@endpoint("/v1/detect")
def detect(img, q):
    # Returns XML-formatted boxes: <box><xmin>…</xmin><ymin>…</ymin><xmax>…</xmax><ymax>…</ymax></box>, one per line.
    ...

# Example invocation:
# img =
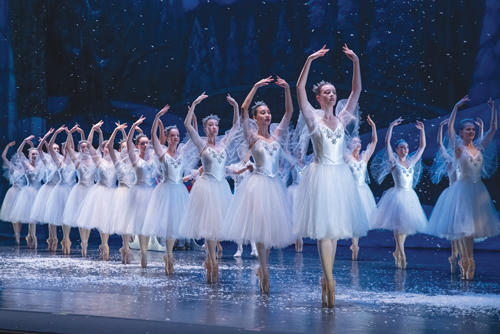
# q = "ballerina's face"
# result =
<box><xmin>395</xmin><ymin>141</ymin><xmax>409</xmax><ymax>159</ymax></box>
<box><xmin>79</xmin><ymin>142</ymin><xmax>89</xmax><ymax>153</ymax></box>
<box><xmin>254</xmin><ymin>105</ymin><xmax>272</xmax><ymax>128</ymax></box>
<box><xmin>316</xmin><ymin>84</ymin><xmax>337</xmax><ymax>107</ymax></box>
<box><xmin>350</xmin><ymin>137</ymin><xmax>362</xmax><ymax>153</ymax></box>
<box><xmin>204</xmin><ymin>119</ymin><xmax>219</xmax><ymax>137</ymax></box>
<box><xmin>53</xmin><ymin>144</ymin><xmax>60</xmax><ymax>154</ymax></box>
<box><xmin>167</xmin><ymin>128</ymin><xmax>180</xmax><ymax>147</ymax></box>
<box><xmin>459</xmin><ymin>122</ymin><xmax>475</xmax><ymax>142</ymax></box>
<box><xmin>136</xmin><ymin>137</ymin><xmax>149</xmax><ymax>154</ymax></box>
<box><xmin>29</xmin><ymin>150</ymin><xmax>38</xmax><ymax>163</ymax></box>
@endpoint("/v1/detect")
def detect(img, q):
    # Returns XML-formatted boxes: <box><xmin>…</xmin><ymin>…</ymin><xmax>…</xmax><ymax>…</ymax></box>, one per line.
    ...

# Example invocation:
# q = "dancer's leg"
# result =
<box><xmin>99</xmin><ymin>232</ymin><xmax>110</xmax><ymax>261</ymax></box>
<box><xmin>206</xmin><ymin>240</ymin><xmax>218</xmax><ymax>283</ymax></box>
<box><xmin>250</xmin><ymin>241</ymin><xmax>258</xmax><ymax>257</ymax></box>
<box><xmin>163</xmin><ymin>238</ymin><xmax>176</xmax><ymax>275</ymax></box>
<box><xmin>138</xmin><ymin>235</ymin><xmax>150</xmax><ymax>268</ymax></box>
<box><xmin>47</xmin><ymin>224</ymin><xmax>58</xmax><ymax>252</ymax></box>
<box><xmin>395</xmin><ymin>232</ymin><xmax>407</xmax><ymax>269</ymax></box>
<box><xmin>256</xmin><ymin>242</ymin><xmax>270</xmax><ymax>294</ymax></box>
<box><xmin>449</xmin><ymin>239</ymin><xmax>459</xmax><ymax>273</ymax></box>
<box><xmin>61</xmin><ymin>225</ymin><xmax>72</xmax><ymax>255</ymax></box>
<box><xmin>295</xmin><ymin>238</ymin><xmax>303</xmax><ymax>253</ymax></box>
<box><xmin>119</xmin><ymin>234</ymin><xmax>132</xmax><ymax>264</ymax></box>
<box><xmin>393</xmin><ymin>231</ymin><xmax>401</xmax><ymax>268</ymax></box>
<box><xmin>12</xmin><ymin>222</ymin><xmax>21</xmax><ymax>245</ymax></box>
<box><xmin>79</xmin><ymin>228</ymin><xmax>90</xmax><ymax>257</ymax></box>
<box><xmin>234</xmin><ymin>242</ymin><xmax>243</xmax><ymax>257</ymax></box>
<box><xmin>464</xmin><ymin>236</ymin><xmax>475</xmax><ymax>280</ymax></box>
<box><xmin>26</xmin><ymin>223</ymin><xmax>37</xmax><ymax>249</ymax></box>
<box><xmin>318</xmin><ymin>238</ymin><xmax>337</xmax><ymax>308</ymax></box>
<box><xmin>350</xmin><ymin>237</ymin><xmax>359</xmax><ymax>261</ymax></box>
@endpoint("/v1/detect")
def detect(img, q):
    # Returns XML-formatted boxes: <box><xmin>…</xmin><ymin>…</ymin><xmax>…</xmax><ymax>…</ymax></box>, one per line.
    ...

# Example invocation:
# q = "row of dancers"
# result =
<box><xmin>1</xmin><ymin>44</ymin><xmax>499</xmax><ymax>308</ymax></box>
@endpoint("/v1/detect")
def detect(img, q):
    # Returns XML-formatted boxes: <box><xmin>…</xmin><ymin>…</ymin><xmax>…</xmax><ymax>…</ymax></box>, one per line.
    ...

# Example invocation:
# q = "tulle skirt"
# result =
<box><xmin>224</xmin><ymin>174</ymin><xmax>294</xmax><ymax>248</ymax></box>
<box><xmin>357</xmin><ymin>183</ymin><xmax>377</xmax><ymax>230</ymax></box>
<box><xmin>0</xmin><ymin>185</ymin><xmax>21</xmax><ymax>222</ymax></box>
<box><xmin>427</xmin><ymin>180</ymin><xmax>500</xmax><ymax>240</ymax></box>
<box><xmin>10</xmin><ymin>186</ymin><xmax>39</xmax><ymax>224</ymax></box>
<box><xmin>76</xmin><ymin>185</ymin><xmax>116</xmax><ymax>233</ymax></box>
<box><xmin>179</xmin><ymin>175</ymin><xmax>232</xmax><ymax>240</ymax></box>
<box><xmin>44</xmin><ymin>184</ymin><xmax>73</xmax><ymax>226</ymax></box>
<box><xmin>122</xmin><ymin>184</ymin><xmax>154</xmax><ymax>235</ymax></box>
<box><xmin>293</xmin><ymin>162</ymin><xmax>369</xmax><ymax>240</ymax></box>
<box><xmin>371</xmin><ymin>187</ymin><xmax>427</xmax><ymax>235</ymax></box>
<box><xmin>30</xmin><ymin>184</ymin><xmax>57</xmax><ymax>223</ymax></box>
<box><xmin>109</xmin><ymin>185</ymin><xmax>132</xmax><ymax>235</ymax></box>
<box><xmin>62</xmin><ymin>184</ymin><xmax>92</xmax><ymax>227</ymax></box>
<box><xmin>141</xmin><ymin>181</ymin><xmax>189</xmax><ymax>238</ymax></box>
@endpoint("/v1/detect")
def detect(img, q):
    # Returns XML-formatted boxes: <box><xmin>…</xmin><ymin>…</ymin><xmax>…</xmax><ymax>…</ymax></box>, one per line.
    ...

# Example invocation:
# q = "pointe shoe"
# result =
<box><xmin>250</xmin><ymin>248</ymin><xmax>258</xmax><ymax>257</ymax></box>
<box><xmin>400</xmin><ymin>254</ymin><xmax>407</xmax><ymax>269</ymax></box>
<box><xmin>393</xmin><ymin>251</ymin><xmax>401</xmax><ymax>269</ymax></box>
<box><xmin>465</xmin><ymin>258</ymin><xmax>475</xmax><ymax>281</ymax></box>
<box><xmin>61</xmin><ymin>239</ymin><xmax>71</xmax><ymax>255</ymax></box>
<box><xmin>26</xmin><ymin>234</ymin><xmax>37</xmax><ymax>249</ymax></box>
<box><xmin>99</xmin><ymin>244</ymin><xmax>110</xmax><ymax>261</ymax></box>
<box><xmin>326</xmin><ymin>278</ymin><xmax>336</xmax><ymax>308</ymax></box>
<box><xmin>81</xmin><ymin>242</ymin><xmax>88</xmax><ymax>257</ymax></box>
<box><xmin>15</xmin><ymin>233</ymin><xmax>21</xmax><ymax>245</ymax></box>
<box><xmin>119</xmin><ymin>247</ymin><xmax>128</xmax><ymax>264</ymax></box>
<box><xmin>320</xmin><ymin>277</ymin><xmax>328</xmax><ymax>307</ymax></box>
<box><xmin>163</xmin><ymin>255</ymin><xmax>174</xmax><ymax>275</ymax></box>
<box><xmin>140</xmin><ymin>250</ymin><xmax>148</xmax><ymax>268</ymax></box>
<box><xmin>350</xmin><ymin>244</ymin><xmax>360</xmax><ymax>261</ymax></box>
<box><xmin>258</xmin><ymin>268</ymin><xmax>269</xmax><ymax>294</ymax></box>
<box><xmin>233</xmin><ymin>249</ymin><xmax>242</xmax><ymax>258</ymax></box>
<box><xmin>448</xmin><ymin>256</ymin><xmax>457</xmax><ymax>274</ymax></box>
<box><xmin>204</xmin><ymin>261</ymin><xmax>212</xmax><ymax>283</ymax></box>
<box><xmin>47</xmin><ymin>238</ymin><xmax>57</xmax><ymax>252</ymax></box>
<box><xmin>458</xmin><ymin>258</ymin><xmax>468</xmax><ymax>279</ymax></box>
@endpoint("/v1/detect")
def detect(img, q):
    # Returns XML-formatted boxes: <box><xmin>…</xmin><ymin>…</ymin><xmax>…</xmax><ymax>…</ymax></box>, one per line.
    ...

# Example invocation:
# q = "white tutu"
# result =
<box><xmin>122</xmin><ymin>184</ymin><xmax>153</xmax><ymax>235</ymax></box>
<box><xmin>0</xmin><ymin>186</ymin><xmax>22</xmax><ymax>222</ymax></box>
<box><xmin>30</xmin><ymin>184</ymin><xmax>56</xmax><ymax>223</ymax></box>
<box><xmin>293</xmin><ymin>162</ymin><xmax>369</xmax><ymax>239</ymax></box>
<box><xmin>10</xmin><ymin>186</ymin><xmax>39</xmax><ymax>224</ymax></box>
<box><xmin>44</xmin><ymin>184</ymin><xmax>73</xmax><ymax>226</ymax></box>
<box><xmin>76</xmin><ymin>184</ymin><xmax>116</xmax><ymax>233</ymax></box>
<box><xmin>224</xmin><ymin>174</ymin><xmax>294</xmax><ymax>248</ymax></box>
<box><xmin>287</xmin><ymin>184</ymin><xmax>298</xmax><ymax>214</ymax></box>
<box><xmin>141</xmin><ymin>181</ymin><xmax>189</xmax><ymax>238</ymax></box>
<box><xmin>357</xmin><ymin>183</ymin><xmax>377</xmax><ymax>230</ymax></box>
<box><xmin>109</xmin><ymin>186</ymin><xmax>132</xmax><ymax>235</ymax></box>
<box><xmin>62</xmin><ymin>184</ymin><xmax>92</xmax><ymax>227</ymax></box>
<box><xmin>428</xmin><ymin>180</ymin><xmax>500</xmax><ymax>240</ymax></box>
<box><xmin>179</xmin><ymin>175</ymin><xmax>232</xmax><ymax>240</ymax></box>
<box><xmin>371</xmin><ymin>187</ymin><xmax>427</xmax><ymax>235</ymax></box>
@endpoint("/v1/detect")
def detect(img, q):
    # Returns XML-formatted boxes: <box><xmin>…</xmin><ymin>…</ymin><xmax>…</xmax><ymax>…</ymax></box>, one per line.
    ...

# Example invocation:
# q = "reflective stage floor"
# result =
<box><xmin>0</xmin><ymin>240</ymin><xmax>499</xmax><ymax>333</ymax></box>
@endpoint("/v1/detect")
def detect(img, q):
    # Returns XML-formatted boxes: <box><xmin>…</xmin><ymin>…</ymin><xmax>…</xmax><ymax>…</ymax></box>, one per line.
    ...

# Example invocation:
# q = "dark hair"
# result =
<box><xmin>165</xmin><ymin>125</ymin><xmax>179</xmax><ymax>136</ymax></box>
<box><xmin>134</xmin><ymin>134</ymin><xmax>148</xmax><ymax>145</ymax></box>
<box><xmin>312</xmin><ymin>80</ymin><xmax>334</xmax><ymax>95</ymax></box>
<box><xmin>250</xmin><ymin>101</ymin><xmax>268</xmax><ymax>118</ymax></box>
<box><xmin>394</xmin><ymin>139</ymin><xmax>408</xmax><ymax>149</ymax></box>
<box><xmin>459</xmin><ymin>118</ymin><xmax>475</xmax><ymax>131</ymax></box>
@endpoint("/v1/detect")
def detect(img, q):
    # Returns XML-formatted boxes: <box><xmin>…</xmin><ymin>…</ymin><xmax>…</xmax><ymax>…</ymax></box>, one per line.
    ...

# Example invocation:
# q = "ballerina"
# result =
<box><xmin>346</xmin><ymin>115</ymin><xmax>378</xmax><ymax>261</ymax></box>
<box><xmin>224</xmin><ymin>76</ymin><xmax>295</xmax><ymax>294</ymax></box>
<box><xmin>179</xmin><ymin>92</ymin><xmax>240</xmax><ymax>283</ymax></box>
<box><xmin>61</xmin><ymin>124</ymin><xmax>96</xmax><ymax>256</ymax></box>
<box><xmin>442</xmin><ymin>96</ymin><xmax>499</xmax><ymax>280</ymax></box>
<box><xmin>371</xmin><ymin>117</ymin><xmax>427</xmax><ymax>269</ymax></box>
<box><xmin>141</xmin><ymin>105</ymin><xmax>190</xmax><ymax>273</ymax></box>
<box><xmin>0</xmin><ymin>141</ymin><xmax>25</xmax><ymax>245</ymax></box>
<box><xmin>294</xmin><ymin>44</ymin><xmax>368</xmax><ymax>307</ymax></box>
<box><xmin>10</xmin><ymin>135</ymin><xmax>43</xmax><ymax>249</ymax></box>
<box><xmin>44</xmin><ymin>126</ymin><xmax>77</xmax><ymax>254</ymax></box>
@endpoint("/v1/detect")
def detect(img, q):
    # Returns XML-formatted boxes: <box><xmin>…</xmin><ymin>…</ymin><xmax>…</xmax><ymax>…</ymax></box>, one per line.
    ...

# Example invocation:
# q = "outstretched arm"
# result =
<box><xmin>184</xmin><ymin>92</ymin><xmax>208</xmax><ymax>152</ymax></box>
<box><xmin>152</xmin><ymin>105</ymin><xmax>170</xmax><ymax>159</ymax></box>
<box><xmin>410</xmin><ymin>121</ymin><xmax>426</xmax><ymax>164</ymax></box>
<box><xmin>274</xmin><ymin>76</ymin><xmax>293</xmax><ymax>136</ymax></box>
<box><xmin>448</xmin><ymin>95</ymin><xmax>470</xmax><ymax>150</ymax></box>
<box><xmin>362</xmin><ymin>115</ymin><xmax>378</xmax><ymax>162</ymax></box>
<box><xmin>480</xmin><ymin>98</ymin><xmax>498</xmax><ymax>148</ymax></box>
<box><xmin>241</xmin><ymin>77</ymin><xmax>273</xmax><ymax>145</ymax></box>
<box><xmin>127</xmin><ymin>116</ymin><xmax>145</xmax><ymax>166</ymax></box>
<box><xmin>2</xmin><ymin>141</ymin><xmax>16</xmax><ymax>167</ymax></box>
<box><xmin>296</xmin><ymin>46</ymin><xmax>329</xmax><ymax>131</ymax></box>
<box><xmin>386</xmin><ymin>117</ymin><xmax>402</xmax><ymax>164</ymax></box>
<box><xmin>338</xmin><ymin>44</ymin><xmax>361</xmax><ymax>125</ymax></box>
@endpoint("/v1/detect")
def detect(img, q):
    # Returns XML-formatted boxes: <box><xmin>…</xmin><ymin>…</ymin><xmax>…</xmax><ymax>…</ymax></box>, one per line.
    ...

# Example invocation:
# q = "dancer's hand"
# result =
<box><xmin>308</xmin><ymin>45</ymin><xmax>329</xmax><ymax>61</ymax></box>
<box><xmin>415</xmin><ymin>120</ymin><xmax>425</xmax><ymax>131</ymax></box>
<box><xmin>254</xmin><ymin>76</ymin><xmax>273</xmax><ymax>88</ymax></box>
<box><xmin>116</xmin><ymin>123</ymin><xmax>127</xmax><ymax>130</ymax></box>
<box><xmin>474</xmin><ymin>117</ymin><xmax>483</xmax><ymax>128</ymax></box>
<box><xmin>226</xmin><ymin>94</ymin><xmax>238</xmax><ymax>107</ymax></box>
<box><xmin>43</xmin><ymin>128</ymin><xmax>55</xmax><ymax>139</ymax></box>
<box><xmin>92</xmin><ymin>120</ymin><xmax>104</xmax><ymax>130</ymax></box>
<box><xmin>70</xmin><ymin>123</ymin><xmax>80</xmax><ymax>132</ymax></box>
<box><xmin>157</xmin><ymin>104</ymin><xmax>170</xmax><ymax>118</ymax></box>
<box><xmin>274</xmin><ymin>76</ymin><xmax>289</xmax><ymax>89</ymax></box>
<box><xmin>488</xmin><ymin>97</ymin><xmax>494</xmax><ymax>109</ymax></box>
<box><xmin>390</xmin><ymin>117</ymin><xmax>403</xmax><ymax>127</ymax></box>
<box><xmin>367</xmin><ymin>114</ymin><xmax>375</xmax><ymax>127</ymax></box>
<box><xmin>193</xmin><ymin>92</ymin><xmax>208</xmax><ymax>106</ymax></box>
<box><xmin>455</xmin><ymin>95</ymin><xmax>470</xmax><ymax>108</ymax></box>
<box><xmin>133</xmin><ymin>115</ymin><xmax>146</xmax><ymax>127</ymax></box>
<box><xmin>342</xmin><ymin>43</ymin><xmax>358</xmax><ymax>62</ymax></box>
<box><xmin>24</xmin><ymin>135</ymin><xmax>35</xmax><ymax>142</ymax></box>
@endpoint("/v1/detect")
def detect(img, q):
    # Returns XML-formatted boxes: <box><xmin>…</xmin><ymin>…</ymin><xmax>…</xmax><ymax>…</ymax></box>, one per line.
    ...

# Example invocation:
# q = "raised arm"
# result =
<box><xmin>192</xmin><ymin>112</ymin><xmax>198</xmax><ymax>132</ymax></box>
<box><xmin>115</xmin><ymin>121</ymin><xmax>128</xmax><ymax>142</ymax></box>
<box><xmin>83</xmin><ymin>140</ymin><xmax>101</xmax><ymax>165</ymax></box>
<box><xmin>274</xmin><ymin>76</ymin><xmax>293</xmax><ymax>134</ymax></box>
<box><xmin>2</xmin><ymin>141</ymin><xmax>16</xmax><ymax>167</ymax></box>
<box><xmin>152</xmin><ymin>105</ymin><xmax>170</xmax><ymax>159</ymax></box>
<box><xmin>72</xmin><ymin>123</ymin><xmax>86</xmax><ymax>142</ymax></box>
<box><xmin>184</xmin><ymin>92</ymin><xmax>208</xmax><ymax>152</ymax></box>
<box><xmin>386</xmin><ymin>117</ymin><xmax>402</xmax><ymax>164</ymax></box>
<box><xmin>437</xmin><ymin>119</ymin><xmax>453</xmax><ymax>163</ymax></box>
<box><xmin>158</xmin><ymin>119</ymin><xmax>166</xmax><ymax>145</ymax></box>
<box><xmin>241</xmin><ymin>77</ymin><xmax>273</xmax><ymax>145</ymax></box>
<box><xmin>475</xmin><ymin>117</ymin><xmax>484</xmax><ymax>139</ymax></box>
<box><xmin>127</xmin><ymin>116</ymin><xmax>145</xmax><ymax>165</ymax></box>
<box><xmin>107</xmin><ymin>124</ymin><xmax>127</xmax><ymax>164</ymax></box>
<box><xmin>337</xmin><ymin>44</ymin><xmax>361</xmax><ymax>125</ymax></box>
<box><xmin>480</xmin><ymin>98</ymin><xmax>498</xmax><ymax>148</ymax></box>
<box><xmin>448</xmin><ymin>95</ymin><xmax>470</xmax><ymax>150</ymax></box>
<box><xmin>410</xmin><ymin>121</ymin><xmax>426</xmax><ymax>164</ymax></box>
<box><xmin>17</xmin><ymin>135</ymin><xmax>35</xmax><ymax>168</ymax></box>
<box><xmin>65</xmin><ymin>125</ymin><xmax>79</xmax><ymax>164</ymax></box>
<box><xmin>362</xmin><ymin>115</ymin><xmax>378</xmax><ymax>162</ymax></box>
<box><xmin>87</xmin><ymin>120</ymin><xmax>103</xmax><ymax>148</ymax></box>
<box><xmin>48</xmin><ymin>126</ymin><xmax>66</xmax><ymax>167</ymax></box>
<box><xmin>296</xmin><ymin>46</ymin><xmax>329</xmax><ymax>131</ymax></box>
<box><xmin>37</xmin><ymin>129</ymin><xmax>54</xmax><ymax>165</ymax></box>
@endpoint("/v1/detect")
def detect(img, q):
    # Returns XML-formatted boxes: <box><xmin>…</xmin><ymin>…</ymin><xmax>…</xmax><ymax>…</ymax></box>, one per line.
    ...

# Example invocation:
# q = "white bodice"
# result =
<box><xmin>201</xmin><ymin>146</ymin><xmax>227</xmax><ymax>181</ymax></box>
<box><xmin>97</xmin><ymin>160</ymin><xmax>116</xmax><ymax>187</ymax></box>
<box><xmin>391</xmin><ymin>161</ymin><xmax>414</xmax><ymax>190</ymax></box>
<box><xmin>25</xmin><ymin>168</ymin><xmax>42</xmax><ymax>189</ymax></box>
<box><xmin>115</xmin><ymin>161</ymin><xmax>135</xmax><ymax>187</ymax></box>
<box><xmin>348</xmin><ymin>158</ymin><xmax>368</xmax><ymax>186</ymax></box>
<box><xmin>76</xmin><ymin>162</ymin><xmax>95</xmax><ymax>187</ymax></box>
<box><xmin>9</xmin><ymin>168</ymin><xmax>27</xmax><ymax>187</ymax></box>
<box><xmin>457</xmin><ymin>149</ymin><xmax>482</xmax><ymax>183</ymax></box>
<box><xmin>58</xmin><ymin>163</ymin><xmax>76</xmax><ymax>186</ymax></box>
<box><xmin>162</xmin><ymin>154</ymin><xmax>183</xmax><ymax>184</ymax></box>
<box><xmin>134</xmin><ymin>158</ymin><xmax>155</xmax><ymax>186</ymax></box>
<box><xmin>251</xmin><ymin>139</ymin><xmax>281</xmax><ymax>178</ymax></box>
<box><xmin>311</xmin><ymin>121</ymin><xmax>345</xmax><ymax>165</ymax></box>
<box><xmin>45</xmin><ymin>165</ymin><xmax>60</xmax><ymax>186</ymax></box>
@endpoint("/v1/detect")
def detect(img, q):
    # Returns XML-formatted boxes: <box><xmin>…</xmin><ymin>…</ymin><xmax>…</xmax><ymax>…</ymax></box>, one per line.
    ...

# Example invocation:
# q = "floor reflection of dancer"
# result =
<box><xmin>30</xmin><ymin>130</ymin><xmax>61</xmax><ymax>251</ymax></box>
<box><xmin>294</xmin><ymin>44</ymin><xmax>368</xmax><ymax>308</ymax></box>
<box><xmin>0</xmin><ymin>141</ymin><xmax>25</xmax><ymax>245</ymax></box>
<box><xmin>346</xmin><ymin>115</ymin><xmax>377</xmax><ymax>261</ymax></box>
<box><xmin>179</xmin><ymin>92</ymin><xmax>239</xmax><ymax>283</ymax></box>
<box><xmin>9</xmin><ymin>136</ymin><xmax>42</xmax><ymax>249</ymax></box>
<box><xmin>107</xmin><ymin>123</ymin><xmax>135</xmax><ymax>264</ymax></box>
<box><xmin>225</xmin><ymin>76</ymin><xmax>295</xmax><ymax>294</ymax></box>
<box><xmin>371</xmin><ymin>117</ymin><xmax>427</xmax><ymax>269</ymax></box>
<box><xmin>62</xmin><ymin>124</ymin><xmax>95</xmax><ymax>257</ymax></box>
<box><xmin>141</xmin><ymin>105</ymin><xmax>189</xmax><ymax>274</ymax></box>
<box><xmin>44</xmin><ymin>126</ymin><xmax>77</xmax><ymax>254</ymax></box>
<box><xmin>443</xmin><ymin>96</ymin><xmax>499</xmax><ymax>280</ymax></box>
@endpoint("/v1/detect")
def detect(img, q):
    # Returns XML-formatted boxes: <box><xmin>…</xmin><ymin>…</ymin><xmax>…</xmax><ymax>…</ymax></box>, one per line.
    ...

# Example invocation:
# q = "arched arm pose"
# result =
<box><xmin>183</xmin><ymin>93</ymin><xmax>209</xmax><ymax>152</ymax></box>
<box><xmin>2</xmin><ymin>141</ymin><xmax>16</xmax><ymax>168</ymax></box>
<box><xmin>48</xmin><ymin>126</ymin><xmax>69</xmax><ymax>168</ymax></box>
<box><xmin>437</xmin><ymin>119</ymin><xmax>453</xmax><ymax>163</ymax></box>
<box><xmin>448</xmin><ymin>95</ymin><xmax>471</xmax><ymax>152</ymax></box>
<box><xmin>358</xmin><ymin>115</ymin><xmax>377</xmax><ymax>163</ymax></box>
<box><xmin>126</xmin><ymin>116</ymin><xmax>146</xmax><ymax>166</ymax></box>
<box><xmin>107</xmin><ymin>123</ymin><xmax>128</xmax><ymax>164</ymax></box>
<box><xmin>152</xmin><ymin>105</ymin><xmax>170</xmax><ymax>159</ymax></box>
